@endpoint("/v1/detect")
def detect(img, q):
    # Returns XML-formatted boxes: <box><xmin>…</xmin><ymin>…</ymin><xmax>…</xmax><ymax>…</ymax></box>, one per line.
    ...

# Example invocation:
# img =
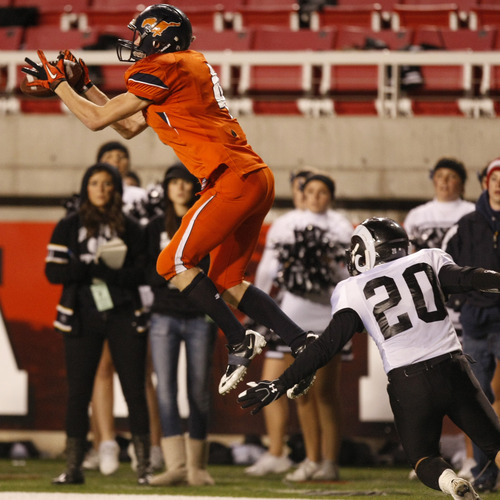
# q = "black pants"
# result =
<box><xmin>63</xmin><ymin>304</ymin><xmax>149</xmax><ymax>439</ymax></box>
<box><xmin>387</xmin><ymin>352</ymin><xmax>500</xmax><ymax>468</ymax></box>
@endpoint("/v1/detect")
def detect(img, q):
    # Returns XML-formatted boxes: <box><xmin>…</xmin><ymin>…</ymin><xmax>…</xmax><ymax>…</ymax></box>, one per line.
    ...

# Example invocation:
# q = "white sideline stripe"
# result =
<box><xmin>0</xmin><ymin>495</ymin><xmax>302</xmax><ymax>500</ymax></box>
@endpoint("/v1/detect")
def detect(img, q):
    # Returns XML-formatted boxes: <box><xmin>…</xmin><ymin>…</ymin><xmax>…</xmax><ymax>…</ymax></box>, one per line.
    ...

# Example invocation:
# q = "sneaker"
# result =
<box><xmin>450</xmin><ymin>478</ymin><xmax>481</xmax><ymax>500</ymax></box>
<box><xmin>458</xmin><ymin>458</ymin><xmax>476</xmax><ymax>481</ymax></box>
<box><xmin>219</xmin><ymin>330</ymin><xmax>266</xmax><ymax>395</ymax></box>
<box><xmin>245</xmin><ymin>452</ymin><xmax>292</xmax><ymax>476</ymax></box>
<box><xmin>150</xmin><ymin>445</ymin><xmax>164</xmax><ymax>471</ymax></box>
<box><xmin>127</xmin><ymin>442</ymin><xmax>137</xmax><ymax>472</ymax></box>
<box><xmin>287</xmin><ymin>332</ymin><xmax>318</xmax><ymax>399</ymax></box>
<box><xmin>82</xmin><ymin>447</ymin><xmax>99</xmax><ymax>470</ymax></box>
<box><xmin>99</xmin><ymin>440</ymin><xmax>120</xmax><ymax>476</ymax></box>
<box><xmin>285</xmin><ymin>458</ymin><xmax>321</xmax><ymax>482</ymax></box>
<box><xmin>312</xmin><ymin>460</ymin><xmax>339</xmax><ymax>481</ymax></box>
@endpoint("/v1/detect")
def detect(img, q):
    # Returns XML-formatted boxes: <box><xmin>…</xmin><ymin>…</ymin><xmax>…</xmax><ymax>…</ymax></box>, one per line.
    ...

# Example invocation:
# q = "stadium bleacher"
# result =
<box><xmin>1</xmin><ymin>0</ymin><xmax>500</xmax><ymax>117</ymax></box>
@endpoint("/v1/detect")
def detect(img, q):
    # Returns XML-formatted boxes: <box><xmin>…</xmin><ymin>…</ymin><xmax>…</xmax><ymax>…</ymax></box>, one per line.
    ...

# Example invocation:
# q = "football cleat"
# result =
<box><xmin>287</xmin><ymin>332</ymin><xmax>318</xmax><ymax>399</ymax></box>
<box><xmin>219</xmin><ymin>330</ymin><xmax>266</xmax><ymax>395</ymax></box>
<box><xmin>450</xmin><ymin>478</ymin><xmax>481</xmax><ymax>500</ymax></box>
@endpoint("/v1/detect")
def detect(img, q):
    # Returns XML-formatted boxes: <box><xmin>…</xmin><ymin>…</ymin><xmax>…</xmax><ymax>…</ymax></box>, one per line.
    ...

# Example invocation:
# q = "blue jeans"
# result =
<box><xmin>149</xmin><ymin>313</ymin><xmax>216</xmax><ymax>440</ymax></box>
<box><xmin>461</xmin><ymin>304</ymin><xmax>500</xmax><ymax>483</ymax></box>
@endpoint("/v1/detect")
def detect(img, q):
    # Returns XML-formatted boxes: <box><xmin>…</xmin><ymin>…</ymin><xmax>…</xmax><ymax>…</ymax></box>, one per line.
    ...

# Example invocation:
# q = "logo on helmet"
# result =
<box><xmin>141</xmin><ymin>18</ymin><xmax>181</xmax><ymax>37</ymax></box>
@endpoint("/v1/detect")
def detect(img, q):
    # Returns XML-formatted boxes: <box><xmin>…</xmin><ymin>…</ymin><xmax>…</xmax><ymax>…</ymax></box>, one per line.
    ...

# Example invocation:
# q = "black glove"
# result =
<box><xmin>237</xmin><ymin>379</ymin><xmax>286</xmax><ymax>415</ymax></box>
<box><xmin>90</xmin><ymin>258</ymin><xmax>118</xmax><ymax>284</ymax></box>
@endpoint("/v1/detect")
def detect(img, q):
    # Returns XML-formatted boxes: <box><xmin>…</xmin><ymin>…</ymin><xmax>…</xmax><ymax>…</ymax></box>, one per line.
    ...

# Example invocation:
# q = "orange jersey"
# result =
<box><xmin>124</xmin><ymin>50</ymin><xmax>266</xmax><ymax>181</ymax></box>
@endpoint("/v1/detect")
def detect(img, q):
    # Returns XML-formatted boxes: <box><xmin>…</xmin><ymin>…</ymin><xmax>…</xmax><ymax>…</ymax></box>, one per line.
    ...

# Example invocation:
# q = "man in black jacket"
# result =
<box><xmin>445</xmin><ymin>158</ymin><xmax>500</xmax><ymax>493</ymax></box>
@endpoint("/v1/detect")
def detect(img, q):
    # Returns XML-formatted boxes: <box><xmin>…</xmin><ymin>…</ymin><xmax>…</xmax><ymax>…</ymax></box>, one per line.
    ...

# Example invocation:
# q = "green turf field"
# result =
<box><xmin>1</xmin><ymin>459</ymin><xmax>500</xmax><ymax>498</ymax></box>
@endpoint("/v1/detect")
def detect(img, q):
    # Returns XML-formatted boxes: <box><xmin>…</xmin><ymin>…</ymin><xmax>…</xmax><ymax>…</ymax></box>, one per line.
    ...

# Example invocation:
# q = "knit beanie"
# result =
<box><xmin>96</xmin><ymin>141</ymin><xmax>129</xmax><ymax>162</ymax></box>
<box><xmin>485</xmin><ymin>158</ymin><xmax>500</xmax><ymax>188</ymax></box>
<box><xmin>430</xmin><ymin>158</ymin><xmax>467</xmax><ymax>184</ymax></box>
<box><xmin>301</xmin><ymin>173</ymin><xmax>335</xmax><ymax>199</ymax></box>
<box><xmin>163</xmin><ymin>162</ymin><xmax>201</xmax><ymax>192</ymax></box>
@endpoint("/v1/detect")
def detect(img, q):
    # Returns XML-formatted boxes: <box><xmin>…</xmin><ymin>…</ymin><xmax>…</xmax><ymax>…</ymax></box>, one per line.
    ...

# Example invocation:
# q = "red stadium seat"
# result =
<box><xmin>239</xmin><ymin>27</ymin><xmax>336</xmax><ymax>115</ymax></box>
<box><xmin>233</xmin><ymin>4</ymin><xmax>301</xmax><ymax>31</ymax></box>
<box><xmin>0</xmin><ymin>26</ymin><xmax>23</xmax><ymax>50</ymax></box>
<box><xmin>13</xmin><ymin>0</ymin><xmax>90</xmax><ymax>28</ymax></box>
<box><xmin>22</xmin><ymin>25</ymin><xmax>97</xmax><ymax>49</ymax></box>
<box><xmin>469</xmin><ymin>5</ymin><xmax>500</xmax><ymax>29</ymax></box>
<box><xmin>251</xmin><ymin>26</ymin><xmax>336</xmax><ymax>51</ymax></box>
<box><xmin>191</xmin><ymin>28</ymin><xmax>253</xmax><ymax>51</ymax></box>
<box><xmin>311</xmin><ymin>4</ymin><xmax>383</xmax><ymax>32</ymax></box>
<box><xmin>391</xmin><ymin>3</ymin><xmax>460</xmax><ymax>30</ymax></box>
<box><xmin>191</xmin><ymin>28</ymin><xmax>254</xmax><ymax>94</ymax></box>
<box><xmin>335</xmin><ymin>25</ymin><xmax>412</xmax><ymax>50</ymax></box>
<box><xmin>412</xmin><ymin>26</ymin><xmax>446</xmax><ymax>47</ymax></box>
<box><xmin>441</xmin><ymin>26</ymin><xmax>496</xmax><ymax>50</ymax></box>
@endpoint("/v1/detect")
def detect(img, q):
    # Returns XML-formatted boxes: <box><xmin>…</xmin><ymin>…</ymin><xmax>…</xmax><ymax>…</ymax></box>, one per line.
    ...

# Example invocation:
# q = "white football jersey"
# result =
<box><xmin>331</xmin><ymin>248</ymin><xmax>461</xmax><ymax>373</ymax></box>
<box><xmin>404</xmin><ymin>198</ymin><xmax>474</xmax><ymax>250</ymax></box>
<box><xmin>255</xmin><ymin>208</ymin><xmax>353</xmax><ymax>332</ymax></box>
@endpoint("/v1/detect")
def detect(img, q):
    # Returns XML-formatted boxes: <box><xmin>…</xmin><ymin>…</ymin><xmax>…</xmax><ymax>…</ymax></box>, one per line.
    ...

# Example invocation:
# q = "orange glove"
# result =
<box><xmin>60</xmin><ymin>49</ymin><xmax>94</xmax><ymax>93</ymax></box>
<box><xmin>22</xmin><ymin>50</ymin><xmax>66</xmax><ymax>92</ymax></box>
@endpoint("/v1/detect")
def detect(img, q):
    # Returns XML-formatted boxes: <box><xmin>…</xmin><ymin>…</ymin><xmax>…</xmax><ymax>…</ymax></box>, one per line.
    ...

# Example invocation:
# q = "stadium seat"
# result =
<box><xmin>238</xmin><ymin>27</ymin><xmax>336</xmax><ymax>115</ymax></box>
<box><xmin>441</xmin><ymin>26</ymin><xmax>496</xmax><ymax>50</ymax></box>
<box><xmin>191</xmin><ymin>27</ymin><xmax>253</xmax><ymax>51</ymax></box>
<box><xmin>322</xmin><ymin>26</ymin><xmax>412</xmax><ymax>115</ymax></box>
<box><xmin>0</xmin><ymin>25</ymin><xmax>23</xmax><ymax>49</ymax></box>
<box><xmin>479</xmin><ymin>32</ymin><xmax>500</xmax><ymax>115</ymax></box>
<box><xmin>335</xmin><ymin>25</ymin><xmax>412</xmax><ymax>50</ymax></box>
<box><xmin>22</xmin><ymin>25</ymin><xmax>97</xmax><ymax>49</ymax></box>
<box><xmin>404</xmin><ymin>53</ymin><xmax>473</xmax><ymax>115</ymax></box>
<box><xmin>233</xmin><ymin>4</ymin><xmax>301</xmax><ymax>31</ymax></box>
<box><xmin>311</xmin><ymin>4</ymin><xmax>383</xmax><ymax>32</ymax></box>
<box><xmin>13</xmin><ymin>0</ymin><xmax>90</xmax><ymax>28</ymax></box>
<box><xmin>79</xmin><ymin>7</ymin><xmax>142</xmax><ymax>30</ymax></box>
<box><xmin>469</xmin><ymin>5</ymin><xmax>500</xmax><ymax>29</ymax></box>
<box><xmin>412</xmin><ymin>25</ymin><xmax>445</xmax><ymax>48</ymax></box>
<box><xmin>251</xmin><ymin>26</ymin><xmax>336</xmax><ymax>51</ymax></box>
<box><xmin>391</xmin><ymin>3</ymin><xmax>460</xmax><ymax>30</ymax></box>
<box><xmin>191</xmin><ymin>28</ymin><xmax>254</xmax><ymax>95</ymax></box>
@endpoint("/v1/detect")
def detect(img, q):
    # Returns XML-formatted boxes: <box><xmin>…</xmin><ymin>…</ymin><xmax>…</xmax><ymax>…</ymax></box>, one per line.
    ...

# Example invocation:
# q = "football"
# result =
<box><xmin>20</xmin><ymin>59</ymin><xmax>84</xmax><ymax>98</ymax></box>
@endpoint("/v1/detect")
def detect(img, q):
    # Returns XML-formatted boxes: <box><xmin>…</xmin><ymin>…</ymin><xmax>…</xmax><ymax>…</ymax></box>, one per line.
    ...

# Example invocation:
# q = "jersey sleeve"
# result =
<box><xmin>279</xmin><ymin>309</ymin><xmax>361</xmax><ymax>389</ymax></box>
<box><xmin>125</xmin><ymin>59</ymin><xmax>170</xmax><ymax>103</ymax></box>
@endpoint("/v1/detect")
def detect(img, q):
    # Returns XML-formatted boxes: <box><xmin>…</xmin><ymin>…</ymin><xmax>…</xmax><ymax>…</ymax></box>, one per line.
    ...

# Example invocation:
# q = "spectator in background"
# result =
<box><xmin>246</xmin><ymin>169</ymin><xmax>313</xmax><ymax>477</ymax></box>
<box><xmin>404</xmin><ymin>158</ymin><xmax>475</xmax><ymax>478</ymax></box>
<box><xmin>96</xmin><ymin>141</ymin><xmax>148</xmax><ymax>217</ymax></box>
<box><xmin>45</xmin><ymin>163</ymin><xmax>151</xmax><ymax>485</ymax></box>
<box><xmin>252</xmin><ymin>172</ymin><xmax>352</xmax><ymax>481</ymax></box>
<box><xmin>146</xmin><ymin>163</ymin><xmax>216</xmax><ymax>487</ymax></box>
<box><xmin>82</xmin><ymin>142</ymin><xmax>163</xmax><ymax>476</ymax></box>
<box><xmin>445</xmin><ymin>158</ymin><xmax>500</xmax><ymax>493</ymax></box>
<box><xmin>404</xmin><ymin>158</ymin><xmax>474</xmax><ymax>253</ymax></box>
<box><xmin>124</xmin><ymin>170</ymin><xmax>142</xmax><ymax>188</ymax></box>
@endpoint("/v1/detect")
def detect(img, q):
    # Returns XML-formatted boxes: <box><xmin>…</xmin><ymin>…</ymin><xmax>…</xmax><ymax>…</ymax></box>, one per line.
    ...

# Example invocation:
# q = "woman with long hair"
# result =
<box><xmin>45</xmin><ymin>163</ymin><xmax>151</xmax><ymax>485</ymax></box>
<box><xmin>146</xmin><ymin>163</ymin><xmax>216</xmax><ymax>486</ymax></box>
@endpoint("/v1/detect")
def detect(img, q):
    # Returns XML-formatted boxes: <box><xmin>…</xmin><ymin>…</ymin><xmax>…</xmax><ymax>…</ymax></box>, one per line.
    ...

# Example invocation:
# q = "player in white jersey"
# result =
<box><xmin>239</xmin><ymin>217</ymin><xmax>500</xmax><ymax>500</ymax></box>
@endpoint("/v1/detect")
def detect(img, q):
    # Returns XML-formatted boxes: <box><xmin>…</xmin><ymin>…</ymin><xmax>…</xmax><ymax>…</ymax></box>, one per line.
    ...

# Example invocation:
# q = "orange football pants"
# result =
<box><xmin>156</xmin><ymin>165</ymin><xmax>275</xmax><ymax>293</ymax></box>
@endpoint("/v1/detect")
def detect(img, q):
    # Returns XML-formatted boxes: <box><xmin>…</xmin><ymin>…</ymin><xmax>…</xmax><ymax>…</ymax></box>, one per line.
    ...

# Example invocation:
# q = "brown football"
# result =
<box><xmin>20</xmin><ymin>59</ymin><xmax>84</xmax><ymax>98</ymax></box>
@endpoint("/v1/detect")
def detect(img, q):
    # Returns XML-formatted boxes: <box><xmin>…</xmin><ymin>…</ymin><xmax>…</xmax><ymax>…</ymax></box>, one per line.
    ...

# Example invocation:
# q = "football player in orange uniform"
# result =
<box><xmin>23</xmin><ymin>4</ymin><xmax>310</xmax><ymax>395</ymax></box>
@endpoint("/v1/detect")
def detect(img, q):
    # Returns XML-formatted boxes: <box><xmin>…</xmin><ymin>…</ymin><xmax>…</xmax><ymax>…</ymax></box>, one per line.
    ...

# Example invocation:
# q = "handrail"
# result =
<box><xmin>2</xmin><ymin>49</ymin><xmax>500</xmax><ymax>117</ymax></box>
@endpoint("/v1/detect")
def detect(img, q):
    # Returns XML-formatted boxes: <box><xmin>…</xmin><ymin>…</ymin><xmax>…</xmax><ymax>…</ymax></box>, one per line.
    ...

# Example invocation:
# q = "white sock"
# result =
<box><xmin>438</xmin><ymin>468</ymin><xmax>459</xmax><ymax>495</ymax></box>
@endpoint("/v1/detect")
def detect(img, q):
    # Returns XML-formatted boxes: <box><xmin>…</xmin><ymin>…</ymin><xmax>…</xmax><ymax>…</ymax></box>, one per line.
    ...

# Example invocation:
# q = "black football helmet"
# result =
<box><xmin>346</xmin><ymin>217</ymin><xmax>409</xmax><ymax>276</ymax></box>
<box><xmin>117</xmin><ymin>4</ymin><xmax>192</xmax><ymax>62</ymax></box>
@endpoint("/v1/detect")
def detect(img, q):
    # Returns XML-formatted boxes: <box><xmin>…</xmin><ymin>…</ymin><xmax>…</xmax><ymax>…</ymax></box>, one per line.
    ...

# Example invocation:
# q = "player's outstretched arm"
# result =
<box><xmin>58</xmin><ymin>50</ymin><xmax>147</xmax><ymax>138</ymax></box>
